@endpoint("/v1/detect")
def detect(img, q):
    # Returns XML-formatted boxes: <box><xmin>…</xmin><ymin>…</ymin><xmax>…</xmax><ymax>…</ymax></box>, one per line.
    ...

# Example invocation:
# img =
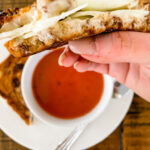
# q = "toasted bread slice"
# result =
<box><xmin>1</xmin><ymin>0</ymin><xmax>150</xmax><ymax>57</ymax></box>
<box><xmin>0</xmin><ymin>56</ymin><xmax>32</xmax><ymax>125</ymax></box>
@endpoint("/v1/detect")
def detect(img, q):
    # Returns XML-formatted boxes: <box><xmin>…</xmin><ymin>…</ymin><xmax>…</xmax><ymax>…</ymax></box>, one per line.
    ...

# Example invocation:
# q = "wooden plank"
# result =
<box><xmin>0</xmin><ymin>0</ymin><xmax>34</xmax><ymax>10</ymax></box>
<box><xmin>0</xmin><ymin>130</ymin><xmax>28</xmax><ymax>150</ymax></box>
<box><xmin>88</xmin><ymin>126</ymin><xmax>121</xmax><ymax>150</ymax></box>
<box><xmin>122</xmin><ymin>95</ymin><xmax>150</xmax><ymax>150</ymax></box>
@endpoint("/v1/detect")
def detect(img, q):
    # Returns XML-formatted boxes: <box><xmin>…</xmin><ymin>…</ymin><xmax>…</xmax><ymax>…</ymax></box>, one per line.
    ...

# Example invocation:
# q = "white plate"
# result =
<box><xmin>0</xmin><ymin>40</ymin><xmax>134</xmax><ymax>150</ymax></box>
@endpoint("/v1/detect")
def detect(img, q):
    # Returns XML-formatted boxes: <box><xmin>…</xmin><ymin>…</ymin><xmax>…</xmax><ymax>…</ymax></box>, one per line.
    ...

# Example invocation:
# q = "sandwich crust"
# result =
<box><xmin>0</xmin><ymin>56</ymin><xmax>32</xmax><ymax>125</ymax></box>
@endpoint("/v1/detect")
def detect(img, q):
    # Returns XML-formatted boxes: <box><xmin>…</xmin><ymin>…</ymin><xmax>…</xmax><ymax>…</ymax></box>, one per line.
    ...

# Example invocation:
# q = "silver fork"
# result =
<box><xmin>55</xmin><ymin>123</ymin><xmax>87</xmax><ymax>150</ymax></box>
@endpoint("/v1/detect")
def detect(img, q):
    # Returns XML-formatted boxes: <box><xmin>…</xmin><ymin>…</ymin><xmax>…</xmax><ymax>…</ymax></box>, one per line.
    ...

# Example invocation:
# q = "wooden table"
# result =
<box><xmin>1</xmin><ymin>1</ymin><xmax>150</xmax><ymax>150</ymax></box>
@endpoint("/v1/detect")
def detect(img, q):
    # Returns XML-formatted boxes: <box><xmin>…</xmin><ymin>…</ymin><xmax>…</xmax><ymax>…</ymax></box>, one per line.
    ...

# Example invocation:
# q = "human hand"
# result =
<box><xmin>59</xmin><ymin>31</ymin><xmax>150</xmax><ymax>101</ymax></box>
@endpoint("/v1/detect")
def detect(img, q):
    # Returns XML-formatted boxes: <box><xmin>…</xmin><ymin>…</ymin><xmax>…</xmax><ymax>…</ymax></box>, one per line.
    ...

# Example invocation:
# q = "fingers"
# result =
<box><xmin>69</xmin><ymin>31</ymin><xmax>150</xmax><ymax>64</ymax></box>
<box><xmin>74</xmin><ymin>59</ymin><xmax>130</xmax><ymax>84</ymax></box>
<box><xmin>59</xmin><ymin>47</ymin><xmax>150</xmax><ymax>101</ymax></box>
<box><xmin>71</xmin><ymin>59</ymin><xmax>150</xmax><ymax>101</ymax></box>
<box><xmin>68</xmin><ymin>59</ymin><xmax>141</xmax><ymax>99</ymax></box>
<box><xmin>59</xmin><ymin>49</ymin><xmax>150</xmax><ymax>101</ymax></box>
<box><xmin>59</xmin><ymin>47</ymin><xmax>128</xmax><ymax>82</ymax></box>
<box><xmin>74</xmin><ymin>59</ymin><xmax>109</xmax><ymax>74</ymax></box>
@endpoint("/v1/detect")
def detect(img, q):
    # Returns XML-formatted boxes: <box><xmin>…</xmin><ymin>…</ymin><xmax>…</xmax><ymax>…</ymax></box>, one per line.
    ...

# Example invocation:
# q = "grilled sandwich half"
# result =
<box><xmin>0</xmin><ymin>0</ymin><xmax>150</xmax><ymax>57</ymax></box>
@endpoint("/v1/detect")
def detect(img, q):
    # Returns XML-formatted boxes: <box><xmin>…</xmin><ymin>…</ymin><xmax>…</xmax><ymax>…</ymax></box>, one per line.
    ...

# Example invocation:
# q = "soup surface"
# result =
<box><xmin>32</xmin><ymin>49</ymin><xmax>104</xmax><ymax>119</ymax></box>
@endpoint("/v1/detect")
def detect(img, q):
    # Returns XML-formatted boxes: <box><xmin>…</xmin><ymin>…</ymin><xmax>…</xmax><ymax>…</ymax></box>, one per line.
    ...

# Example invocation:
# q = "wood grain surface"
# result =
<box><xmin>0</xmin><ymin>0</ymin><xmax>33</xmax><ymax>10</ymax></box>
<box><xmin>0</xmin><ymin>0</ymin><xmax>150</xmax><ymax>150</ymax></box>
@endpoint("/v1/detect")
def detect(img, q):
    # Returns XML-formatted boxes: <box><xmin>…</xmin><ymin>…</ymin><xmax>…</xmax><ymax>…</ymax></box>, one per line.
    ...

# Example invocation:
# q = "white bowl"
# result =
<box><xmin>21</xmin><ymin>50</ymin><xmax>114</xmax><ymax>127</ymax></box>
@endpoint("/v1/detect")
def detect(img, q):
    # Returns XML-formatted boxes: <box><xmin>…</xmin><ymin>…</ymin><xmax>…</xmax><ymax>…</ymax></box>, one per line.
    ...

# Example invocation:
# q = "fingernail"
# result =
<box><xmin>74</xmin><ymin>61</ymin><xmax>85</xmax><ymax>72</ymax></box>
<box><xmin>58</xmin><ymin>53</ymin><xmax>66</xmax><ymax>66</ymax></box>
<box><xmin>58</xmin><ymin>46</ymin><xmax>69</xmax><ymax>66</ymax></box>
<box><xmin>73</xmin><ymin>61</ymin><xmax>80</xmax><ymax>69</ymax></box>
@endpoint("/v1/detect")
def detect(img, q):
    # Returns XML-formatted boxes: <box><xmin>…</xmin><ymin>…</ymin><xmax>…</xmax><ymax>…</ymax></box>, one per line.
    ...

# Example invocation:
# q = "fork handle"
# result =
<box><xmin>55</xmin><ymin>123</ymin><xmax>87</xmax><ymax>150</ymax></box>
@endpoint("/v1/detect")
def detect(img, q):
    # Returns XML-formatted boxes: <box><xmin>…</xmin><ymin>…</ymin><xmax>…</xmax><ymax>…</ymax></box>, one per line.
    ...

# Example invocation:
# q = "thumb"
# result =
<box><xmin>69</xmin><ymin>31</ymin><xmax>150</xmax><ymax>64</ymax></box>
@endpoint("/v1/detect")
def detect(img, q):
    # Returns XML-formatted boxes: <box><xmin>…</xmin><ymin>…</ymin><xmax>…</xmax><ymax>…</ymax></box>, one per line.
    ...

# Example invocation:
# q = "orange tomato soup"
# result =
<box><xmin>32</xmin><ymin>49</ymin><xmax>104</xmax><ymax>119</ymax></box>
